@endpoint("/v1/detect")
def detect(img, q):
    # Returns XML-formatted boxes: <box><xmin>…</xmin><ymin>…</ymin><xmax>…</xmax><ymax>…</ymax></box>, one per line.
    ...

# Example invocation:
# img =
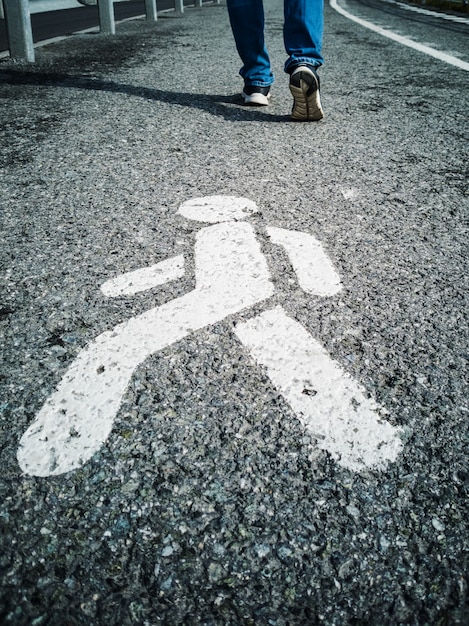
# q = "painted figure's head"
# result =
<box><xmin>178</xmin><ymin>196</ymin><xmax>258</xmax><ymax>223</ymax></box>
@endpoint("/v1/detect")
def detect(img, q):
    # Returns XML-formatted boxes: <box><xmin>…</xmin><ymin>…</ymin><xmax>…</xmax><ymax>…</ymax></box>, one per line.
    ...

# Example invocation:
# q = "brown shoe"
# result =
<box><xmin>289</xmin><ymin>66</ymin><xmax>324</xmax><ymax>121</ymax></box>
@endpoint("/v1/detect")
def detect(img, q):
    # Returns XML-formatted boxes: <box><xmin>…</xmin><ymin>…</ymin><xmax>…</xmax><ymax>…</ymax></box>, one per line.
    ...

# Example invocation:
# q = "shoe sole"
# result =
<box><xmin>243</xmin><ymin>92</ymin><xmax>271</xmax><ymax>106</ymax></box>
<box><xmin>289</xmin><ymin>67</ymin><xmax>324</xmax><ymax>121</ymax></box>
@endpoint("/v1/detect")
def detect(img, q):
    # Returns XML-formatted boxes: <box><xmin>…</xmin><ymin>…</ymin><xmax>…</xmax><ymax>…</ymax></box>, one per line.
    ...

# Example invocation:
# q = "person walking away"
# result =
<box><xmin>226</xmin><ymin>0</ymin><xmax>324</xmax><ymax>121</ymax></box>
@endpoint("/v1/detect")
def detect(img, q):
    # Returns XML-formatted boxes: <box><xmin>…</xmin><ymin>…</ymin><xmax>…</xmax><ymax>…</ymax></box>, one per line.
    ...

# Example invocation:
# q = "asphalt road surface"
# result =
<box><xmin>0</xmin><ymin>0</ymin><xmax>468</xmax><ymax>624</ymax></box>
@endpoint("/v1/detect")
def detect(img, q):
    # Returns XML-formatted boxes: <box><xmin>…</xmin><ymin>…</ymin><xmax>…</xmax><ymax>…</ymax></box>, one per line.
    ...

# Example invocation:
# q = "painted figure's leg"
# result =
<box><xmin>234</xmin><ymin>306</ymin><xmax>402</xmax><ymax>472</ymax></box>
<box><xmin>17</xmin><ymin>292</ymin><xmax>204</xmax><ymax>477</ymax></box>
<box><xmin>18</xmin><ymin>222</ymin><xmax>273</xmax><ymax>477</ymax></box>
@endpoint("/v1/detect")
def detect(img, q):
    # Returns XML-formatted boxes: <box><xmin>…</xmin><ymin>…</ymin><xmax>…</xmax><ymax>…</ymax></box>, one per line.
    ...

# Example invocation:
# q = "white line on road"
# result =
<box><xmin>382</xmin><ymin>0</ymin><xmax>469</xmax><ymax>25</ymax></box>
<box><xmin>330</xmin><ymin>0</ymin><xmax>469</xmax><ymax>71</ymax></box>
<box><xmin>235</xmin><ymin>306</ymin><xmax>403</xmax><ymax>472</ymax></box>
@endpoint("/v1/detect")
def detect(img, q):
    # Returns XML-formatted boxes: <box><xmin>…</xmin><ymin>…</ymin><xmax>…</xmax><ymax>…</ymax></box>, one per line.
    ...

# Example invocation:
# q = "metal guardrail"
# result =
<box><xmin>3</xmin><ymin>1</ymin><xmax>35</xmax><ymax>61</ymax></box>
<box><xmin>0</xmin><ymin>0</ymin><xmax>220</xmax><ymax>63</ymax></box>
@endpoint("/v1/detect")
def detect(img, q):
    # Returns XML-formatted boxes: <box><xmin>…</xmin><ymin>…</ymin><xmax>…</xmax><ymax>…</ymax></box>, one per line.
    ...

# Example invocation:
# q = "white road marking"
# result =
<box><xmin>17</xmin><ymin>195</ymin><xmax>404</xmax><ymax>476</ymax></box>
<box><xmin>17</xmin><ymin>221</ymin><xmax>274</xmax><ymax>476</ymax></box>
<box><xmin>267</xmin><ymin>227</ymin><xmax>342</xmax><ymax>296</ymax></box>
<box><xmin>235</xmin><ymin>306</ymin><xmax>403</xmax><ymax>472</ymax></box>
<box><xmin>383</xmin><ymin>0</ymin><xmax>469</xmax><ymax>25</ymax></box>
<box><xmin>101</xmin><ymin>255</ymin><xmax>185</xmax><ymax>297</ymax></box>
<box><xmin>340</xmin><ymin>187</ymin><xmax>361</xmax><ymax>201</ymax></box>
<box><xmin>178</xmin><ymin>195</ymin><xmax>258</xmax><ymax>223</ymax></box>
<box><xmin>330</xmin><ymin>0</ymin><xmax>469</xmax><ymax>71</ymax></box>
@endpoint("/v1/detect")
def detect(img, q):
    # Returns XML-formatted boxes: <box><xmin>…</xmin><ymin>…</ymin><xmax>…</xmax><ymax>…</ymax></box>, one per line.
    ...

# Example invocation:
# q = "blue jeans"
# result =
<box><xmin>226</xmin><ymin>0</ymin><xmax>324</xmax><ymax>87</ymax></box>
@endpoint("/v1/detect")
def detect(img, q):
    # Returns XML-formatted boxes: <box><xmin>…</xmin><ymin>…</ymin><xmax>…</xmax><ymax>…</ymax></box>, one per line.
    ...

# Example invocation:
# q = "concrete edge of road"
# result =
<box><xmin>28</xmin><ymin>0</ymin><xmax>136</xmax><ymax>14</ymax></box>
<box><xmin>0</xmin><ymin>6</ymin><xmax>175</xmax><ymax>61</ymax></box>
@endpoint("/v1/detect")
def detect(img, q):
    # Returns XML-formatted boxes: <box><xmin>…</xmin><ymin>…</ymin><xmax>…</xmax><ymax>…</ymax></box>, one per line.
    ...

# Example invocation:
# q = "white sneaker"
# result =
<box><xmin>242</xmin><ymin>85</ymin><xmax>271</xmax><ymax>106</ymax></box>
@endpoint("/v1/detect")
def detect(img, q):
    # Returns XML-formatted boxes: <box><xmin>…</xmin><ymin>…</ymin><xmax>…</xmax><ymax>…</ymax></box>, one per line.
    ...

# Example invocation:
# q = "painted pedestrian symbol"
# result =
<box><xmin>17</xmin><ymin>196</ymin><xmax>402</xmax><ymax>477</ymax></box>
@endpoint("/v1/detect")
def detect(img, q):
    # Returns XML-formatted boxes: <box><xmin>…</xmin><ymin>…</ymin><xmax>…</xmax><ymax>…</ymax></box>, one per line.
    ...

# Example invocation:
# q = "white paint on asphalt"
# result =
<box><xmin>383</xmin><ymin>0</ymin><xmax>469</xmax><ymax>25</ymax></box>
<box><xmin>340</xmin><ymin>187</ymin><xmax>361</xmax><ymax>201</ymax></box>
<box><xmin>178</xmin><ymin>195</ymin><xmax>259</xmax><ymax>223</ymax></box>
<box><xmin>18</xmin><ymin>213</ymin><xmax>274</xmax><ymax>476</ymax></box>
<box><xmin>17</xmin><ymin>195</ymin><xmax>403</xmax><ymax>476</ymax></box>
<box><xmin>235</xmin><ymin>306</ymin><xmax>403</xmax><ymax>472</ymax></box>
<box><xmin>330</xmin><ymin>0</ymin><xmax>469</xmax><ymax>71</ymax></box>
<box><xmin>101</xmin><ymin>255</ymin><xmax>185</xmax><ymax>297</ymax></box>
<box><xmin>267</xmin><ymin>227</ymin><xmax>342</xmax><ymax>296</ymax></box>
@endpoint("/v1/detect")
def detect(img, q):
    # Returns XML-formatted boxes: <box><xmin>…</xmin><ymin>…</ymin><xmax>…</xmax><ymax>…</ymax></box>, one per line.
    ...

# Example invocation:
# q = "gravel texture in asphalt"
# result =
<box><xmin>0</xmin><ymin>2</ymin><xmax>468</xmax><ymax>624</ymax></box>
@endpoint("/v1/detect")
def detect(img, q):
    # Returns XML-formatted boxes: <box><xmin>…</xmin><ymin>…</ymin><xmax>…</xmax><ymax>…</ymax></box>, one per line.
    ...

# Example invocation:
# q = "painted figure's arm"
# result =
<box><xmin>101</xmin><ymin>255</ymin><xmax>185</xmax><ymax>297</ymax></box>
<box><xmin>266</xmin><ymin>227</ymin><xmax>342</xmax><ymax>297</ymax></box>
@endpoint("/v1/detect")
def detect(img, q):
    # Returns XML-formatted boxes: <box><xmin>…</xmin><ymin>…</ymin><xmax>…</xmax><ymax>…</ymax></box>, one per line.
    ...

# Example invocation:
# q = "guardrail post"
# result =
<box><xmin>0</xmin><ymin>1</ymin><xmax>4</xmax><ymax>20</ymax></box>
<box><xmin>175</xmin><ymin>0</ymin><xmax>184</xmax><ymax>14</ymax></box>
<box><xmin>195</xmin><ymin>0</ymin><xmax>202</xmax><ymax>7</ymax></box>
<box><xmin>3</xmin><ymin>0</ymin><xmax>35</xmax><ymax>62</ymax></box>
<box><xmin>145</xmin><ymin>0</ymin><xmax>157</xmax><ymax>21</ymax></box>
<box><xmin>97</xmin><ymin>0</ymin><xmax>115</xmax><ymax>34</ymax></box>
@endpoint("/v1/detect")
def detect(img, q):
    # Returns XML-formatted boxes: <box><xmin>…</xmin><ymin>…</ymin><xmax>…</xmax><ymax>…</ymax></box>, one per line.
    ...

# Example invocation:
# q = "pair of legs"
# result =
<box><xmin>226</xmin><ymin>0</ymin><xmax>324</xmax><ymax>119</ymax></box>
<box><xmin>226</xmin><ymin>0</ymin><xmax>324</xmax><ymax>86</ymax></box>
